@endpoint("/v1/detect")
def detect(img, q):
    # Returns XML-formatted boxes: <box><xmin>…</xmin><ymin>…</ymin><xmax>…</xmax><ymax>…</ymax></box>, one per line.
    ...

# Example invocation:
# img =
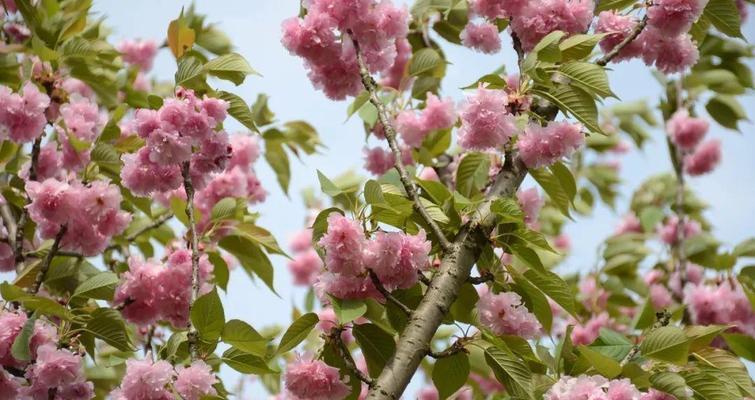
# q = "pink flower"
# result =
<box><xmin>478</xmin><ymin>288</ymin><xmax>542</xmax><ymax>338</ymax></box>
<box><xmin>60</xmin><ymin>97</ymin><xmax>102</xmax><ymax>142</ymax></box>
<box><xmin>61</xmin><ymin>78</ymin><xmax>95</xmax><ymax>100</ymax></box>
<box><xmin>121</xmin><ymin>147</ymin><xmax>183</xmax><ymax>196</ymax></box>
<box><xmin>157</xmin><ymin>249</ymin><xmax>214</xmax><ymax>328</ymax></box>
<box><xmin>667</xmin><ymin>110</ymin><xmax>709</xmax><ymax>151</ymax></box>
<box><xmin>669</xmin><ymin>263</ymin><xmax>703</xmax><ymax>296</ymax></box>
<box><xmin>640</xmin><ymin>389</ymin><xmax>679</xmax><ymax>400</ymax></box>
<box><xmin>229</xmin><ymin>135</ymin><xmax>261</xmax><ymax>169</ymax></box>
<box><xmin>554</xmin><ymin>234</ymin><xmax>571</xmax><ymax>252</ymax></box>
<box><xmin>469</xmin><ymin>0</ymin><xmax>528</xmax><ymax>19</ymax></box>
<box><xmin>571</xmin><ymin>312</ymin><xmax>612</xmax><ymax>345</ymax></box>
<box><xmin>546</xmin><ymin>376</ymin><xmax>641</xmax><ymax>400</ymax></box>
<box><xmin>23</xmin><ymin>143</ymin><xmax>62</xmax><ymax>180</ymax></box>
<box><xmin>0</xmin><ymin>310</ymin><xmax>26</xmax><ymax>365</ymax></box>
<box><xmin>23</xmin><ymin>344</ymin><xmax>93</xmax><ymax>399</ymax></box>
<box><xmin>422</xmin><ymin>93</ymin><xmax>457</xmax><ymax>132</ymax></box>
<box><xmin>0</xmin><ymin>82</ymin><xmax>50</xmax><ymax>143</ymax></box>
<box><xmin>595</xmin><ymin>11</ymin><xmax>644</xmax><ymax>62</ymax></box>
<box><xmin>615</xmin><ymin>213</ymin><xmax>642</xmax><ymax>235</ymax></box>
<box><xmin>579</xmin><ymin>276</ymin><xmax>609</xmax><ymax>312</ymax></box>
<box><xmin>284</xmin><ymin>357</ymin><xmax>351</xmax><ymax>400</ymax></box>
<box><xmin>517</xmin><ymin>188</ymin><xmax>543</xmax><ymax>227</ymax></box>
<box><xmin>607</xmin><ymin>378</ymin><xmax>642</xmax><ymax>400</ymax></box>
<box><xmin>365</xmin><ymin>230</ymin><xmax>430</xmax><ymax>291</ymax></box>
<box><xmin>647</xmin><ymin>0</ymin><xmax>708</xmax><ymax>36</ymax></box>
<box><xmin>0</xmin><ymin>369</ymin><xmax>21</xmax><ymax>400</ymax></box>
<box><xmin>118</xmin><ymin>39</ymin><xmax>159</xmax><ymax>71</ymax></box>
<box><xmin>380</xmin><ymin>38</ymin><xmax>411</xmax><ymax>90</ymax></box>
<box><xmin>288</xmin><ymin>249</ymin><xmax>324</xmax><ymax>285</ymax></box>
<box><xmin>115</xmin><ymin>358</ymin><xmax>174</xmax><ymax>400</ymax></box>
<box><xmin>684</xmin><ymin>139</ymin><xmax>721</xmax><ymax>176</ymax></box>
<box><xmin>649</xmin><ymin>284</ymin><xmax>673</xmax><ymax>310</ymax></box>
<box><xmin>418</xmin><ymin>386</ymin><xmax>439</xmax><ymax>400</ymax></box>
<box><xmin>363</xmin><ymin>146</ymin><xmax>395</xmax><ymax>176</ymax></box>
<box><xmin>658</xmin><ymin>216</ymin><xmax>701</xmax><ymax>245</ymax></box>
<box><xmin>114</xmin><ymin>257</ymin><xmax>165</xmax><ymax>325</ymax></box>
<box><xmin>684</xmin><ymin>281</ymin><xmax>755</xmax><ymax>336</ymax></box>
<box><xmin>640</xmin><ymin>29</ymin><xmax>699</xmax><ymax>74</ymax></box>
<box><xmin>461</xmin><ymin>21</ymin><xmax>501</xmax><ymax>54</ymax></box>
<box><xmin>317</xmin><ymin>307</ymin><xmax>354</xmax><ymax>343</ymax></box>
<box><xmin>175</xmin><ymin>361</ymin><xmax>218</xmax><ymax>400</ymax></box>
<box><xmin>419</xmin><ymin>167</ymin><xmax>439</xmax><ymax>181</ymax></box>
<box><xmin>0</xmin><ymin>241</ymin><xmax>12</xmax><ymax>272</ymax></box>
<box><xmin>510</xmin><ymin>0</ymin><xmax>595</xmax><ymax>51</ymax></box>
<box><xmin>289</xmin><ymin>229</ymin><xmax>314</xmax><ymax>253</ymax></box>
<box><xmin>318</xmin><ymin>213</ymin><xmax>367</xmax><ymax>275</ymax></box>
<box><xmin>517</xmin><ymin>121</ymin><xmax>584</xmax><ymax>169</ymax></box>
<box><xmin>146</xmin><ymin>128</ymin><xmax>193</xmax><ymax>165</ymax></box>
<box><xmin>458</xmin><ymin>88</ymin><xmax>516</xmax><ymax>150</ymax></box>
<box><xmin>25</xmin><ymin>179</ymin><xmax>75</xmax><ymax>225</ymax></box>
<box><xmin>317</xmin><ymin>271</ymin><xmax>381</xmax><ymax>301</ymax></box>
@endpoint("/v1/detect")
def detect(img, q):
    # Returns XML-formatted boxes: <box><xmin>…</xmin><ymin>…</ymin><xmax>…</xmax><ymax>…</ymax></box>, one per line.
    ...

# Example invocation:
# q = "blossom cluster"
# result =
<box><xmin>477</xmin><ymin>287</ymin><xmax>542</xmax><ymax>338</ymax></box>
<box><xmin>0</xmin><ymin>82</ymin><xmax>50</xmax><ymax>143</ymax></box>
<box><xmin>284</xmin><ymin>357</ymin><xmax>351</xmax><ymax>400</ymax></box>
<box><xmin>281</xmin><ymin>0</ymin><xmax>409</xmax><ymax>100</ymax></box>
<box><xmin>25</xmin><ymin>178</ymin><xmax>130</xmax><ymax>256</ymax></box>
<box><xmin>287</xmin><ymin>228</ymin><xmax>323</xmax><ymax>286</ymax></box>
<box><xmin>666</xmin><ymin>110</ymin><xmax>721</xmax><ymax>176</ymax></box>
<box><xmin>396</xmin><ymin>93</ymin><xmax>457</xmax><ymax>147</ymax></box>
<box><xmin>111</xmin><ymin>358</ymin><xmax>217</xmax><ymax>400</ymax></box>
<box><xmin>113</xmin><ymin>248</ymin><xmax>214</xmax><ymax>328</ymax></box>
<box><xmin>315</xmin><ymin>213</ymin><xmax>431</xmax><ymax>299</ymax></box>
<box><xmin>120</xmin><ymin>88</ymin><xmax>231</xmax><ymax>196</ymax></box>
<box><xmin>460</xmin><ymin>21</ymin><xmax>502</xmax><ymax>54</ymax></box>
<box><xmin>545</xmin><ymin>375</ymin><xmax>649</xmax><ymax>400</ymax></box>
<box><xmin>685</xmin><ymin>279</ymin><xmax>755</xmax><ymax>337</ymax></box>
<box><xmin>363</xmin><ymin>144</ymin><xmax>413</xmax><ymax>176</ymax></box>
<box><xmin>517</xmin><ymin>121</ymin><xmax>585</xmax><ymax>168</ymax></box>
<box><xmin>457</xmin><ymin>88</ymin><xmax>517</xmax><ymax>151</ymax></box>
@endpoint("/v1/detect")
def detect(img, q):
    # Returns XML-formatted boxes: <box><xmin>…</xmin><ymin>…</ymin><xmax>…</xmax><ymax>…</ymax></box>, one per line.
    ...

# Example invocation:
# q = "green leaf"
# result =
<box><xmin>208</xmin><ymin>252</ymin><xmax>230</xmax><ymax>291</ymax></box>
<box><xmin>595</xmin><ymin>0</ymin><xmax>636</xmax><ymax>12</ymax></box>
<box><xmin>222</xmin><ymin>319</ymin><xmax>268</xmax><ymax>357</ymax></box>
<box><xmin>311</xmin><ymin>207</ymin><xmax>344</xmax><ymax>243</ymax></box>
<box><xmin>191</xmin><ymin>288</ymin><xmax>225</xmax><ymax>342</ymax></box>
<box><xmin>559</xmin><ymin>34</ymin><xmax>607</xmax><ymax>61</ymax></box>
<box><xmin>264</xmin><ymin>129</ymin><xmax>291</xmax><ymax>194</ymax></box>
<box><xmin>706</xmin><ymin>94</ymin><xmax>747</xmax><ymax>130</ymax></box>
<box><xmin>432</xmin><ymin>353</ymin><xmax>470</xmax><ymax>399</ymax></box>
<box><xmin>409</xmin><ymin>48</ymin><xmax>444</xmax><ymax>76</ymax></box>
<box><xmin>530</xmin><ymin>165</ymin><xmax>572</xmax><ymax>217</ymax></box>
<box><xmin>490</xmin><ymin>197</ymin><xmax>525</xmax><ymax>225</ymax></box>
<box><xmin>318</xmin><ymin>170</ymin><xmax>344</xmax><ymax>197</ymax></box>
<box><xmin>204</xmin><ymin>52</ymin><xmax>258</xmax><ymax>85</ymax></box>
<box><xmin>11</xmin><ymin>314</ymin><xmax>37</xmax><ymax>361</ymax></box>
<box><xmin>693</xmin><ymin>347</ymin><xmax>755</xmax><ymax>398</ymax></box>
<box><xmin>461</xmin><ymin>74</ymin><xmax>508</xmax><ymax>90</ymax></box>
<box><xmin>532</xmin><ymin>31</ymin><xmax>565</xmax><ymax>63</ymax></box>
<box><xmin>640</xmin><ymin>326</ymin><xmax>690</xmax><ymax>365</ymax></box>
<box><xmin>577</xmin><ymin>345</ymin><xmax>621</xmax><ymax>378</ymax></box>
<box><xmin>85</xmin><ymin>308</ymin><xmax>135</xmax><ymax>352</ymax></box>
<box><xmin>175</xmin><ymin>55</ymin><xmax>207</xmax><ymax>90</ymax></box>
<box><xmin>733</xmin><ymin>238</ymin><xmax>755</xmax><ymax>258</ymax></box>
<box><xmin>556</xmin><ymin>62</ymin><xmax>614</xmax><ymax>98</ymax></box>
<box><xmin>251</xmin><ymin>93</ymin><xmax>276</xmax><ymax>126</ymax></box>
<box><xmin>353</xmin><ymin>324</ymin><xmax>396</xmax><ymax>378</ymax></box>
<box><xmin>455</xmin><ymin>152</ymin><xmax>490</xmax><ymax>198</ymax></box>
<box><xmin>685</xmin><ymin>325</ymin><xmax>728</xmax><ymax>351</ymax></box>
<box><xmin>590</xmin><ymin>328</ymin><xmax>632</xmax><ymax>360</ymax></box>
<box><xmin>722</xmin><ymin>333</ymin><xmax>755</xmax><ymax>361</ymax></box>
<box><xmin>650</xmin><ymin>372</ymin><xmax>692</xmax><ymax>400</ymax></box>
<box><xmin>682</xmin><ymin>368</ymin><xmax>742</xmax><ymax>400</ymax></box>
<box><xmin>485</xmin><ymin>346</ymin><xmax>534</xmax><ymax>400</ymax></box>
<box><xmin>511</xmin><ymin>270</ymin><xmax>553</xmax><ymax>333</ymax></box>
<box><xmin>222</xmin><ymin>347</ymin><xmax>277</xmax><ymax>375</ymax></box>
<box><xmin>217</xmin><ymin>91</ymin><xmax>258</xmax><ymax>132</ymax></box>
<box><xmin>703</xmin><ymin>0</ymin><xmax>744</xmax><ymax>38</ymax></box>
<box><xmin>347</xmin><ymin>91</ymin><xmax>370</xmax><ymax>119</ymax></box>
<box><xmin>330</xmin><ymin>296</ymin><xmax>367</xmax><ymax>324</ymax></box>
<box><xmin>534</xmin><ymin>85</ymin><xmax>602</xmax><ymax>134</ymax></box>
<box><xmin>277</xmin><ymin>313</ymin><xmax>318</xmax><ymax>355</ymax></box>
<box><xmin>639</xmin><ymin>206</ymin><xmax>665</xmax><ymax>233</ymax></box>
<box><xmin>71</xmin><ymin>272</ymin><xmax>119</xmax><ymax>301</ymax></box>
<box><xmin>219</xmin><ymin>235</ymin><xmax>277</xmax><ymax>294</ymax></box>
<box><xmin>523</xmin><ymin>268</ymin><xmax>578</xmax><ymax>319</ymax></box>
<box><xmin>211</xmin><ymin>197</ymin><xmax>238</xmax><ymax>222</ymax></box>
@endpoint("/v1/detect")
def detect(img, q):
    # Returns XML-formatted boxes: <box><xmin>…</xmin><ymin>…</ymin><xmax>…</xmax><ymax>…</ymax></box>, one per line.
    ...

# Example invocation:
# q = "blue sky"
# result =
<box><xmin>8</xmin><ymin>1</ymin><xmax>755</xmax><ymax>398</ymax></box>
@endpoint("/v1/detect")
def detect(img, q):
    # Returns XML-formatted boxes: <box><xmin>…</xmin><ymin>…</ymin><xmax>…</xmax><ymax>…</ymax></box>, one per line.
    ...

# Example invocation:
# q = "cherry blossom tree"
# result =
<box><xmin>0</xmin><ymin>0</ymin><xmax>753</xmax><ymax>400</ymax></box>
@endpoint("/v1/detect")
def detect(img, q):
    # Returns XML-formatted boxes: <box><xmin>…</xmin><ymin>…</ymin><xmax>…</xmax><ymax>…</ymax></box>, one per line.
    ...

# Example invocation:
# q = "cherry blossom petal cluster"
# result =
<box><xmin>458</xmin><ymin>88</ymin><xmax>517</xmax><ymax>150</ymax></box>
<box><xmin>0</xmin><ymin>311</ymin><xmax>57</xmax><ymax>368</ymax></box>
<box><xmin>117</xmin><ymin>39</ymin><xmax>159</xmax><ymax>71</ymax></box>
<box><xmin>110</xmin><ymin>358</ymin><xmax>174</xmax><ymax>400</ymax></box>
<box><xmin>22</xmin><ymin>344</ymin><xmax>94</xmax><ymax>400</ymax></box>
<box><xmin>284</xmin><ymin>357</ymin><xmax>351</xmax><ymax>400</ymax></box>
<box><xmin>657</xmin><ymin>216</ymin><xmax>701</xmax><ymax>245</ymax></box>
<box><xmin>477</xmin><ymin>287</ymin><xmax>542</xmax><ymax>339</ymax></box>
<box><xmin>684</xmin><ymin>280</ymin><xmax>755</xmax><ymax>336</ymax></box>
<box><xmin>0</xmin><ymin>82</ymin><xmax>50</xmax><ymax>143</ymax></box>
<box><xmin>517</xmin><ymin>188</ymin><xmax>543</xmax><ymax>228</ymax></box>
<box><xmin>545</xmin><ymin>375</ymin><xmax>641</xmax><ymax>400</ymax></box>
<box><xmin>396</xmin><ymin>93</ymin><xmax>456</xmax><ymax>147</ymax></box>
<box><xmin>460</xmin><ymin>21</ymin><xmax>502</xmax><ymax>54</ymax></box>
<box><xmin>509</xmin><ymin>0</ymin><xmax>595</xmax><ymax>51</ymax></box>
<box><xmin>517</xmin><ymin>121</ymin><xmax>584</xmax><ymax>168</ymax></box>
<box><xmin>174</xmin><ymin>361</ymin><xmax>218</xmax><ymax>400</ymax></box>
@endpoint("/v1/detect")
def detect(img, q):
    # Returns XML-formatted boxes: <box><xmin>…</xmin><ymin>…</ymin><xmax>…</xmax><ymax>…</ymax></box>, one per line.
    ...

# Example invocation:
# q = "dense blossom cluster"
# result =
<box><xmin>517</xmin><ymin>187</ymin><xmax>544</xmax><ymax>229</ymax></box>
<box><xmin>545</xmin><ymin>375</ymin><xmax>644</xmax><ymax>400</ymax></box>
<box><xmin>477</xmin><ymin>287</ymin><xmax>542</xmax><ymax>338</ymax></box>
<box><xmin>363</xmin><ymin>143</ymin><xmax>414</xmax><ymax>176</ymax></box>
<box><xmin>665</xmin><ymin>109</ymin><xmax>720</xmax><ymax>177</ymax></box>
<box><xmin>121</xmin><ymin>88</ymin><xmax>231</xmax><ymax>195</ymax></box>
<box><xmin>113</xmin><ymin>248</ymin><xmax>214</xmax><ymax>327</ymax></box>
<box><xmin>460</xmin><ymin>21</ymin><xmax>502</xmax><ymax>54</ymax></box>
<box><xmin>396</xmin><ymin>93</ymin><xmax>457</xmax><ymax>147</ymax></box>
<box><xmin>25</xmin><ymin>178</ymin><xmax>130</xmax><ymax>255</ymax></box>
<box><xmin>315</xmin><ymin>213</ymin><xmax>431</xmax><ymax>299</ymax></box>
<box><xmin>110</xmin><ymin>358</ymin><xmax>216</xmax><ymax>400</ymax></box>
<box><xmin>284</xmin><ymin>357</ymin><xmax>351</xmax><ymax>400</ymax></box>
<box><xmin>0</xmin><ymin>82</ymin><xmax>50</xmax><ymax>143</ymax></box>
<box><xmin>458</xmin><ymin>88</ymin><xmax>517</xmax><ymax>150</ymax></box>
<box><xmin>287</xmin><ymin>227</ymin><xmax>323</xmax><ymax>286</ymax></box>
<box><xmin>517</xmin><ymin>121</ymin><xmax>585</xmax><ymax>168</ymax></box>
<box><xmin>281</xmin><ymin>0</ymin><xmax>409</xmax><ymax>100</ymax></box>
<box><xmin>684</xmin><ymin>279</ymin><xmax>755</xmax><ymax>336</ymax></box>
<box><xmin>0</xmin><ymin>311</ymin><xmax>57</xmax><ymax>368</ymax></box>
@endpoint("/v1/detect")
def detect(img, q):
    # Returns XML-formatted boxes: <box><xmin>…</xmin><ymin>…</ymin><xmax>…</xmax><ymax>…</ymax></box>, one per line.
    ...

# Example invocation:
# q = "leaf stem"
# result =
<box><xmin>329</xmin><ymin>327</ymin><xmax>374</xmax><ymax>388</ymax></box>
<box><xmin>368</xmin><ymin>269</ymin><xmax>413</xmax><ymax>316</ymax></box>
<box><xmin>596</xmin><ymin>6</ymin><xmax>650</xmax><ymax>67</ymax></box>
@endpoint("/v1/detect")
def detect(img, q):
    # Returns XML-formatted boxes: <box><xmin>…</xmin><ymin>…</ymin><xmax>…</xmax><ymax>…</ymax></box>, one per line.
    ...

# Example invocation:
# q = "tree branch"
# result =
<box><xmin>349</xmin><ymin>33</ymin><xmax>452</xmax><ymax>253</ymax></box>
<box><xmin>368</xmin><ymin>269</ymin><xmax>413</xmax><ymax>316</ymax></box>
<box><xmin>596</xmin><ymin>13</ymin><xmax>649</xmax><ymax>66</ymax></box>
<box><xmin>467</xmin><ymin>271</ymin><xmax>494</xmax><ymax>285</ymax></box>
<box><xmin>30</xmin><ymin>224</ymin><xmax>67</xmax><ymax>295</ymax></box>
<box><xmin>427</xmin><ymin>337</ymin><xmax>470</xmax><ymax>359</ymax></box>
<box><xmin>0</xmin><ymin>202</ymin><xmax>16</xmax><ymax>250</ymax></box>
<box><xmin>105</xmin><ymin>211</ymin><xmax>174</xmax><ymax>252</ymax></box>
<box><xmin>620</xmin><ymin>310</ymin><xmax>671</xmax><ymax>367</ymax></box>
<box><xmin>329</xmin><ymin>327</ymin><xmax>374</xmax><ymax>388</ymax></box>
<box><xmin>181</xmin><ymin>162</ymin><xmax>201</xmax><ymax>360</ymax></box>
<box><xmin>15</xmin><ymin>136</ymin><xmax>43</xmax><ymax>266</ymax></box>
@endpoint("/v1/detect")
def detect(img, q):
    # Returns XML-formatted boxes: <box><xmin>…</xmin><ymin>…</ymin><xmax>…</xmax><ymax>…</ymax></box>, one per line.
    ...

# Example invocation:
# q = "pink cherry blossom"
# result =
<box><xmin>510</xmin><ymin>0</ymin><xmax>595</xmax><ymax>51</ymax></box>
<box><xmin>60</xmin><ymin>97</ymin><xmax>102</xmax><ymax>142</ymax></box>
<box><xmin>419</xmin><ymin>167</ymin><xmax>439</xmax><ymax>181</ymax></box>
<box><xmin>667</xmin><ymin>110</ymin><xmax>709</xmax><ymax>151</ymax></box>
<box><xmin>684</xmin><ymin>280</ymin><xmax>755</xmax><ymax>336</ymax></box>
<box><xmin>175</xmin><ymin>361</ymin><xmax>218</xmax><ymax>400</ymax></box>
<box><xmin>640</xmin><ymin>29</ymin><xmax>699</xmax><ymax>74</ymax></box>
<box><xmin>157</xmin><ymin>248</ymin><xmax>214</xmax><ymax>328</ymax></box>
<box><xmin>114</xmin><ymin>256</ymin><xmax>165</xmax><ymax>325</ymax></box>
<box><xmin>458</xmin><ymin>88</ymin><xmax>516</xmax><ymax>150</ymax></box>
<box><xmin>468</xmin><ymin>0</ymin><xmax>528</xmax><ymax>19</ymax></box>
<box><xmin>517</xmin><ymin>188</ymin><xmax>543</xmax><ymax>227</ymax></box>
<box><xmin>649</xmin><ymin>284</ymin><xmax>673</xmax><ymax>310</ymax></box>
<box><xmin>0</xmin><ymin>369</ymin><xmax>21</xmax><ymax>400</ymax></box>
<box><xmin>114</xmin><ymin>358</ymin><xmax>174</xmax><ymax>400</ymax></box>
<box><xmin>647</xmin><ymin>0</ymin><xmax>708</xmax><ymax>36</ymax></box>
<box><xmin>395</xmin><ymin>94</ymin><xmax>456</xmax><ymax>147</ymax></box>
<box><xmin>289</xmin><ymin>229</ymin><xmax>314</xmax><ymax>253</ymax></box>
<box><xmin>571</xmin><ymin>312</ymin><xmax>612</xmax><ymax>345</ymax></box>
<box><xmin>641</xmin><ymin>389</ymin><xmax>680</xmax><ymax>400</ymax></box>
<box><xmin>595</xmin><ymin>11</ymin><xmax>644</xmax><ymax>62</ymax></box>
<box><xmin>0</xmin><ymin>82</ymin><xmax>50</xmax><ymax>143</ymax></box>
<box><xmin>365</xmin><ymin>230</ymin><xmax>430</xmax><ymax>291</ymax></box>
<box><xmin>658</xmin><ymin>216</ymin><xmax>702</xmax><ymax>245</ymax></box>
<box><xmin>316</xmin><ymin>271</ymin><xmax>381</xmax><ymax>301</ymax></box>
<box><xmin>615</xmin><ymin>213</ymin><xmax>643</xmax><ymax>235</ymax></box>
<box><xmin>517</xmin><ymin>121</ymin><xmax>584</xmax><ymax>169</ymax></box>
<box><xmin>118</xmin><ymin>39</ymin><xmax>158</xmax><ymax>71</ymax></box>
<box><xmin>23</xmin><ymin>344</ymin><xmax>93</xmax><ymax>399</ymax></box>
<box><xmin>380</xmin><ymin>38</ymin><xmax>411</xmax><ymax>90</ymax></box>
<box><xmin>121</xmin><ymin>147</ymin><xmax>183</xmax><ymax>196</ymax></box>
<box><xmin>461</xmin><ymin>21</ymin><xmax>502</xmax><ymax>54</ymax></box>
<box><xmin>229</xmin><ymin>135</ymin><xmax>261</xmax><ymax>169</ymax></box>
<box><xmin>288</xmin><ymin>249</ymin><xmax>324</xmax><ymax>286</ymax></box>
<box><xmin>364</xmin><ymin>146</ymin><xmax>395</xmax><ymax>176</ymax></box>
<box><xmin>284</xmin><ymin>357</ymin><xmax>351</xmax><ymax>400</ymax></box>
<box><xmin>684</xmin><ymin>139</ymin><xmax>721</xmax><ymax>176</ymax></box>
<box><xmin>478</xmin><ymin>288</ymin><xmax>542</xmax><ymax>339</ymax></box>
<box><xmin>318</xmin><ymin>213</ymin><xmax>367</xmax><ymax>275</ymax></box>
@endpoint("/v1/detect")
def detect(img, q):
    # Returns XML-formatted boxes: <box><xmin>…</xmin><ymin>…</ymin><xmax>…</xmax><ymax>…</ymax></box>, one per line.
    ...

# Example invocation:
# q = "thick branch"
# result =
<box><xmin>368</xmin><ymin>269</ymin><xmax>413</xmax><ymax>316</ymax></box>
<box><xmin>366</xmin><ymin>155</ymin><xmax>528</xmax><ymax>399</ymax></box>
<box><xmin>30</xmin><ymin>224</ymin><xmax>67</xmax><ymax>294</ymax></box>
<box><xmin>596</xmin><ymin>14</ymin><xmax>649</xmax><ymax>66</ymax></box>
<box><xmin>329</xmin><ymin>327</ymin><xmax>374</xmax><ymax>388</ymax></box>
<box><xmin>182</xmin><ymin>162</ymin><xmax>201</xmax><ymax>360</ymax></box>
<box><xmin>350</xmin><ymin>34</ymin><xmax>452</xmax><ymax>253</ymax></box>
<box><xmin>105</xmin><ymin>212</ymin><xmax>174</xmax><ymax>252</ymax></box>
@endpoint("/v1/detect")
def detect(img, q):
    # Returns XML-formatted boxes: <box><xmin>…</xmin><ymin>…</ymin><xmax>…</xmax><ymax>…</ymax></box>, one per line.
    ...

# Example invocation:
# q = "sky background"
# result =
<box><xmin>7</xmin><ymin>1</ymin><xmax>755</xmax><ymax>399</ymax></box>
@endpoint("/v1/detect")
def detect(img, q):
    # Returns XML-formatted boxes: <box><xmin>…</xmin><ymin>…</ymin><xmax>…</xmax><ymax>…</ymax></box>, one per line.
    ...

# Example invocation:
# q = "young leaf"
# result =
<box><xmin>85</xmin><ymin>308</ymin><xmax>135</xmax><ymax>352</ymax></box>
<box><xmin>432</xmin><ymin>353</ymin><xmax>470</xmax><ymax>399</ymax></box>
<box><xmin>277</xmin><ymin>313</ymin><xmax>319</xmax><ymax>355</ymax></box>
<box><xmin>222</xmin><ymin>319</ymin><xmax>269</xmax><ymax>357</ymax></box>
<box><xmin>191</xmin><ymin>288</ymin><xmax>225</xmax><ymax>342</ymax></box>
<box><xmin>11</xmin><ymin>314</ymin><xmax>37</xmax><ymax>361</ymax></box>
<box><xmin>640</xmin><ymin>326</ymin><xmax>690</xmax><ymax>365</ymax></box>
<box><xmin>485</xmin><ymin>346</ymin><xmax>534</xmax><ymax>400</ymax></box>
<box><xmin>330</xmin><ymin>296</ymin><xmax>368</xmax><ymax>324</ymax></box>
<box><xmin>71</xmin><ymin>272</ymin><xmax>119</xmax><ymax>301</ymax></box>
<box><xmin>353</xmin><ymin>324</ymin><xmax>396</xmax><ymax>378</ymax></box>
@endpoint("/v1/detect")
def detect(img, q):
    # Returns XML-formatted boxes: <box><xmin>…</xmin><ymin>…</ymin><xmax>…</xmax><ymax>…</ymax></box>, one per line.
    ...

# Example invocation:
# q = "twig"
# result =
<box><xmin>144</xmin><ymin>325</ymin><xmax>155</xmax><ymax>356</ymax></box>
<box><xmin>368</xmin><ymin>269</ymin><xmax>413</xmax><ymax>316</ymax></box>
<box><xmin>349</xmin><ymin>33</ymin><xmax>452</xmax><ymax>253</ymax></box>
<box><xmin>105</xmin><ymin>212</ymin><xmax>174</xmax><ymax>252</ymax></box>
<box><xmin>620</xmin><ymin>310</ymin><xmax>671</xmax><ymax>367</ymax></box>
<box><xmin>30</xmin><ymin>224</ymin><xmax>67</xmax><ymax>295</ymax></box>
<box><xmin>510</xmin><ymin>30</ymin><xmax>525</xmax><ymax>73</ymax></box>
<box><xmin>428</xmin><ymin>337</ymin><xmax>469</xmax><ymax>359</ymax></box>
<box><xmin>417</xmin><ymin>270</ymin><xmax>431</xmax><ymax>286</ymax></box>
<box><xmin>181</xmin><ymin>162</ymin><xmax>201</xmax><ymax>360</ymax></box>
<box><xmin>468</xmin><ymin>271</ymin><xmax>494</xmax><ymax>285</ymax></box>
<box><xmin>0</xmin><ymin>202</ymin><xmax>16</xmax><ymax>249</ymax></box>
<box><xmin>596</xmin><ymin>12</ymin><xmax>649</xmax><ymax>66</ymax></box>
<box><xmin>15</xmin><ymin>136</ymin><xmax>43</xmax><ymax>265</ymax></box>
<box><xmin>330</xmin><ymin>327</ymin><xmax>374</xmax><ymax>388</ymax></box>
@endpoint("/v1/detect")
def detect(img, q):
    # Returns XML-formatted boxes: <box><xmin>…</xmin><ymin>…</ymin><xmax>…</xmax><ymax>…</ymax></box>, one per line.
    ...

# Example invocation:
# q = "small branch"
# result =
<box><xmin>596</xmin><ymin>13</ymin><xmax>649</xmax><ymax>66</ymax></box>
<box><xmin>143</xmin><ymin>325</ymin><xmax>155</xmax><ymax>356</ymax></box>
<box><xmin>349</xmin><ymin>33</ymin><xmax>452</xmax><ymax>253</ymax></box>
<box><xmin>182</xmin><ymin>161</ymin><xmax>201</xmax><ymax>360</ymax></box>
<box><xmin>30</xmin><ymin>224</ymin><xmax>67</xmax><ymax>295</ymax></box>
<box><xmin>15</xmin><ymin>136</ymin><xmax>43</xmax><ymax>265</ymax></box>
<box><xmin>428</xmin><ymin>338</ymin><xmax>469</xmax><ymax>359</ymax></box>
<box><xmin>105</xmin><ymin>212</ymin><xmax>174</xmax><ymax>252</ymax></box>
<box><xmin>417</xmin><ymin>270</ymin><xmax>431</xmax><ymax>286</ymax></box>
<box><xmin>467</xmin><ymin>271</ymin><xmax>494</xmax><ymax>285</ymax></box>
<box><xmin>510</xmin><ymin>29</ymin><xmax>525</xmax><ymax>73</ymax></box>
<box><xmin>620</xmin><ymin>310</ymin><xmax>671</xmax><ymax>367</ymax></box>
<box><xmin>0</xmin><ymin>202</ymin><xmax>16</xmax><ymax>249</ymax></box>
<box><xmin>329</xmin><ymin>327</ymin><xmax>374</xmax><ymax>388</ymax></box>
<box><xmin>368</xmin><ymin>269</ymin><xmax>413</xmax><ymax>316</ymax></box>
